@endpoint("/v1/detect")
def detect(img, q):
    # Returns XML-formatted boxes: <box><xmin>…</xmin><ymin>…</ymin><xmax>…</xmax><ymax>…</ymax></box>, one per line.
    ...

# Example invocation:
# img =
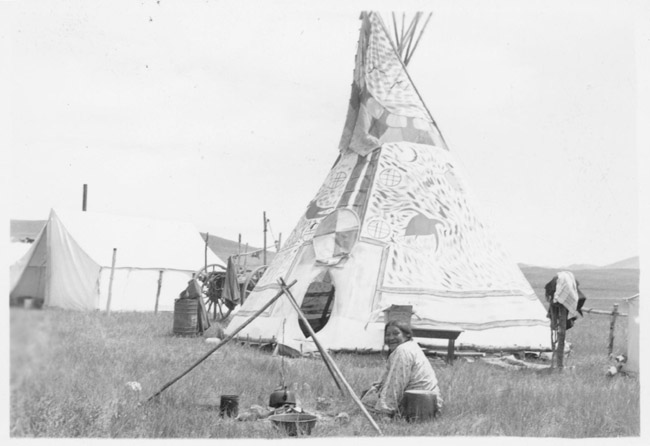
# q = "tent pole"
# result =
<box><xmin>106</xmin><ymin>248</ymin><xmax>117</xmax><ymax>314</ymax></box>
<box><xmin>145</xmin><ymin>280</ymin><xmax>297</xmax><ymax>402</ymax></box>
<box><xmin>82</xmin><ymin>184</ymin><xmax>88</xmax><ymax>211</ymax></box>
<box><xmin>154</xmin><ymin>270</ymin><xmax>163</xmax><ymax>313</ymax></box>
<box><xmin>204</xmin><ymin>232</ymin><xmax>208</xmax><ymax>272</ymax></box>
<box><xmin>374</xmin><ymin>13</ymin><xmax>450</xmax><ymax>151</ymax></box>
<box><xmin>237</xmin><ymin>233</ymin><xmax>242</xmax><ymax>270</ymax></box>
<box><xmin>278</xmin><ymin>278</ymin><xmax>383</xmax><ymax>436</ymax></box>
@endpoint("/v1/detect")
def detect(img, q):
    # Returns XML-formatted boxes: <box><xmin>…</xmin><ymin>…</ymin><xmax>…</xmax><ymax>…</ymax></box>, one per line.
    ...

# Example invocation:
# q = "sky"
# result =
<box><xmin>2</xmin><ymin>0</ymin><xmax>648</xmax><ymax>268</ymax></box>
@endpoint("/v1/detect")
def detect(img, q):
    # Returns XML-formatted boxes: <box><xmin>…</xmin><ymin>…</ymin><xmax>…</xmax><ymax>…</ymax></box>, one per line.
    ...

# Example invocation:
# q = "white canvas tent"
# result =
<box><xmin>10</xmin><ymin>208</ymin><xmax>224</xmax><ymax>312</ymax></box>
<box><xmin>227</xmin><ymin>12</ymin><xmax>550</xmax><ymax>353</ymax></box>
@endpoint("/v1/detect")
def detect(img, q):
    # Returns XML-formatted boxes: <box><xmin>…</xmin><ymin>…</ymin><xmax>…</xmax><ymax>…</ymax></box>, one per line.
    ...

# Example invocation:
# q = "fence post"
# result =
<box><xmin>608</xmin><ymin>303</ymin><xmax>619</xmax><ymax>356</ymax></box>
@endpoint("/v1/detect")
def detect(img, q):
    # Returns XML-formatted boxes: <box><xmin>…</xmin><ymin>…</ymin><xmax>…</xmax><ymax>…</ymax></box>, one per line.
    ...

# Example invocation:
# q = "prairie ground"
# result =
<box><xmin>10</xmin><ymin>284</ymin><xmax>639</xmax><ymax>438</ymax></box>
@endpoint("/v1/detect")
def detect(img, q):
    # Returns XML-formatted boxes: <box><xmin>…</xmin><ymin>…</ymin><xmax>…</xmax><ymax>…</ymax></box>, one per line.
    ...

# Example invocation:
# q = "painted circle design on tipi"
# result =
<box><xmin>378</xmin><ymin>168</ymin><xmax>402</xmax><ymax>187</ymax></box>
<box><xmin>328</xmin><ymin>172</ymin><xmax>347</xmax><ymax>189</ymax></box>
<box><xmin>393</xmin><ymin>145</ymin><xmax>418</xmax><ymax>163</ymax></box>
<box><xmin>312</xmin><ymin>209</ymin><xmax>361</xmax><ymax>264</ymax></box>
<box><xmin>366</xmin><ymin>219</ymin><xmax>391</xmax><ymax>240</ymax></box>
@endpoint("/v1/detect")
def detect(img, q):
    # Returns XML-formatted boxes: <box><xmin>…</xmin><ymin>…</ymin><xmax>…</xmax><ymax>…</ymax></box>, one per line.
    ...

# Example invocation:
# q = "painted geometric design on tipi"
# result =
<box><xmin>255</xmin><ymin>152</ymin><xmax>363</xmax><ymax>288</ymax></box>
<box><xmin>362</xmin><ymin>142</ymin><xmax>533</xmax><ymax>293</ymax></box>
<box><xmin>313</xmin><ymin>209</ymin><xmax>360</xmax><ymax>265</ymax></box>
<box><xmin>338</xmin><ymin>12</ymin><xmax>446</xmax><ymax>156</ymax></box>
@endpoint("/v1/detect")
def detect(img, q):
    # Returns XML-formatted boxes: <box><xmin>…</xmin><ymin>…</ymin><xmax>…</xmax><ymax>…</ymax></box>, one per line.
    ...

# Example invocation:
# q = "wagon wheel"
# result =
<box><xmin>194</xmin><ymin>263</ymin><xmax>231</xmax><ymax>321</ymax></box>
<box><xmin>241</xmin><ymin>265</ymin><xmax>269</xmax><ymax>304</ymax></box>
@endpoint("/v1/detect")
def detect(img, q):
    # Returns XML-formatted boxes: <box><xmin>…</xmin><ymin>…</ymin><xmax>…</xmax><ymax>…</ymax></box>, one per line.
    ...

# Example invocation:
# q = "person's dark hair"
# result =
<box><xmin>384</xmin><ymin>320</ymin><xmax>413</xmax><ymax>340</ymax></box>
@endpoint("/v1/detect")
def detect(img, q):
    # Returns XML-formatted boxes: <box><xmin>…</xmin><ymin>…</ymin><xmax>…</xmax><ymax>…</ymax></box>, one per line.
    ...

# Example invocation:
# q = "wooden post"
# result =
<box><xmin>82</xmin><ymin>184</ymin><xmax>88</xmax><ymax>211</ymax></box>
<box><xmin>237</xmin><ymin>233</ymin><xmax>242</xmax><ymax>270</ymax></box>
<box><xmin>243</xmin><ymin>243</ymin><xmax>249</xmax><ymax>272</ymax></box>
<box><xmin>556</xmin><ymin>305</ymin><xmax>567</xmax><ymax>369</ymax></box>
<box><xmin>204</xmin><ymin>232</ymin><xmax>208</xmax><ymax>271</ymax></box>
<box><xmin>277</xmin><ymin>232</ymin><xmax>282</xmax><ymax>251</ymax></box>
<box><xmin>608</xmin><ymin>303</ymin><xmax>619</xmax><ymax>356</ymax></box>
<box><xmin>146</xmin><ymin>280</ymin><xmax>297</xmax><ymax>402</ymax></box>
<box><xmin>154</xmin><ymin>270</ymin><xmax>163</xmax><ymax>313</ymax></box>
<box><xmin>106</xmin><ymin>248</ymin><xmax>117</xmax><ymax>314</ymax></box>
<box><xmin>278</xmin><ymin>279</ymin><xmax>383</xmax><ymax>436</ymax></box>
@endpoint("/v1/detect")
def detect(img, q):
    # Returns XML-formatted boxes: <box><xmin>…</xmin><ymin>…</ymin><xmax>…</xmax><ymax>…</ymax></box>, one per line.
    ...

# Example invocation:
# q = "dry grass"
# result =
<box><xmin>10</xmin><ymin>299</ymin><xmax>639</xmax><ymax>438</ymax></box>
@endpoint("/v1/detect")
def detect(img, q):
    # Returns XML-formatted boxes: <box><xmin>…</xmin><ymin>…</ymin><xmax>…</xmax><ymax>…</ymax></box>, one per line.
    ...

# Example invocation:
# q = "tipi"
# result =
<box><xmin>227</xmin><ymin>12</ymin><xmax>550</xmax><ymax>353</ymax></box>
<box><xmin>10</xmin><ymin>208</ymin><xmax>224</xmax><ymax>312</ymax></box>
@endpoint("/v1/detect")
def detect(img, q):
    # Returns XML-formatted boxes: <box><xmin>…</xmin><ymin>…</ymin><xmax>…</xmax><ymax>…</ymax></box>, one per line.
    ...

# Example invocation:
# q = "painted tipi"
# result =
<box><xmin>227</xmin><ymin>12</ymin><xmax>550</xmax><ymax>353</ymax></box>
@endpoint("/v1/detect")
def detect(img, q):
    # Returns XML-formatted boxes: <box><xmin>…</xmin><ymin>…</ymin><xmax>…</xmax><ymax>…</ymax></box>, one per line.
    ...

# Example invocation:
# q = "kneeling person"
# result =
<box><xmin>361</xmin><ymin>320</ymin><xmax>443</xmax><ymax>417</ymax></box>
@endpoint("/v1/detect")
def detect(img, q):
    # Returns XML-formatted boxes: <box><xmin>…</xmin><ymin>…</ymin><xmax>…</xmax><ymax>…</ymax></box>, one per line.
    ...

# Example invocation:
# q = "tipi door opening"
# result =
<box><xmin>298</xmin><ymin>271</ymin><xmax>335</xmax><ymax>337</ymax></box>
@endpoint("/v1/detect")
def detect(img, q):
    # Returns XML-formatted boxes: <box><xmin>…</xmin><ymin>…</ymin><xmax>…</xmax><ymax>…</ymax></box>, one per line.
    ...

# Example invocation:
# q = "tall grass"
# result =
<box><xmin>10</xmin><ymin>305</ymin><xmax>638</xmax><ymax>438</ymax></box>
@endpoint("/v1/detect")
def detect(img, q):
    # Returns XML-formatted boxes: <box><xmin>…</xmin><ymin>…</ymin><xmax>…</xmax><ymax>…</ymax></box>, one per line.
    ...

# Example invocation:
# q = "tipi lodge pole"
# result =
<box><xmin>82</xmin><ymin>183</ymin><xmax>88</xmax><ymax>211</ymax></box>
<box><xmin>146</xmin><ymin>280</ymin><xmax>297</xmax><ymax>402</ymax></box>
<box><xmin>278</xmin><ymin>278</ymin><xmax>383</xmax><ymax>436</ymax></box>
<box><xmin>106</xmin><ymin>248</ymin><xmax>117</xmax><ymax>314</ymax></box>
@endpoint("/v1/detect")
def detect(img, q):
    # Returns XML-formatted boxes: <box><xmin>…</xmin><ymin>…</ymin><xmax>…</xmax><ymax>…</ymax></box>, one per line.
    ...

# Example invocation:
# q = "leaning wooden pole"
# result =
<box><xmin>278</xmin><ymin>278</ymin><xmax>383</xmax><ymax>436</ymax></box>
<box><xmin>145</xmin><ymin>280</ymin><xmax>297</xmax><ymax>402</ymax></box>
<box><xmin>106</xmin><ymin>248</ymin><xmax>117</xmax><ymax>314</ymax></box>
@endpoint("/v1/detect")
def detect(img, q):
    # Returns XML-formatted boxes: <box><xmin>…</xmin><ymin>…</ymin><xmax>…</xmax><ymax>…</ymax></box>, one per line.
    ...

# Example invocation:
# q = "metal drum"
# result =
<box><xmin>173</xmin><ymin>298</ymin><xmax>198</xmax><ymax>336</ymax></box>
<box><xmin>403</xmin><ymin>390</ymin><xmax>438</xmax><ymax>422</ymax></box>
<box><xmin>219</xmin><ymin>395</ymin><xmax>239</xmax><ymax>417</ymax></box>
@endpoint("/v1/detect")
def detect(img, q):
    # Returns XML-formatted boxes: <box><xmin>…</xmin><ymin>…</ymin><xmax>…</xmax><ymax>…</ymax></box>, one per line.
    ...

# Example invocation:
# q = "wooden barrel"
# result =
<box><xmin>173</xmin><ymin>298</ymin><xmax>198</xmax><ymax>336</ymax></box>
<box><xmin>403</xmin><ymin>390</ymin><xmax>437</xmax><ymax>422</ymax></box>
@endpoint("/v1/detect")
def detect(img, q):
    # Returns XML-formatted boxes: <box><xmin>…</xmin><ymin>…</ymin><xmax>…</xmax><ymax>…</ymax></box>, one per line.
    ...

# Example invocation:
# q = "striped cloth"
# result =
<box><xmin>554</xmin><ymin>271</ymin><xmax>582</xmax><ymax>319</ymax></box>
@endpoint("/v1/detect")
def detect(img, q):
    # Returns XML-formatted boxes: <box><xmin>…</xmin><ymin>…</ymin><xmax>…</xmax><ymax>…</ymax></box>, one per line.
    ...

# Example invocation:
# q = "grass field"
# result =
<box><xmin>9</xmin><ymin>268</ymin><xmax>640</xmax><ymax>438</ymax></box>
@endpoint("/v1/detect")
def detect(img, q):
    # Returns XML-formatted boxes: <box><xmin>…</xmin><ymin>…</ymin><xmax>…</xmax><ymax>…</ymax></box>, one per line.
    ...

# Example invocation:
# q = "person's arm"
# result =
<box><xmin>375</xmin><ymin>347</ymin><xmax>412</xmax><ymax>413</ymax></box>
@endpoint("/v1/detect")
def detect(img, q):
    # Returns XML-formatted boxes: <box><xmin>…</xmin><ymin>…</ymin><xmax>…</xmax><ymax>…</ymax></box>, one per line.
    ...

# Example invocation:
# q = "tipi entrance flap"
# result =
<box><xmin>298</xmin><ymin>271</ymin><xmax>335</xmax><ymax>336</ymax></box>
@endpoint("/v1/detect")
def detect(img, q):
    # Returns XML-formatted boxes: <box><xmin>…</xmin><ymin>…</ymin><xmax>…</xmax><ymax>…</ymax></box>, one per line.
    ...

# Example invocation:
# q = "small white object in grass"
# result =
<box><xmin>205</xmin><ymin>337</ymin><xmax>222</xmax><ymax>344</ymax></box>
<box><xmin>334</xmin><ymin>412</ymin><xmax>350</xmax><ymax>425</ymax></box>
<box><xmin>606</xmin><ymin>366</ymin><xmax>618</xmax><ymax>377</ymax></box>
<box><xmin>126</xmin><ymin>381</ymin><xmax>142</xmax><ymax>392</ymax></box>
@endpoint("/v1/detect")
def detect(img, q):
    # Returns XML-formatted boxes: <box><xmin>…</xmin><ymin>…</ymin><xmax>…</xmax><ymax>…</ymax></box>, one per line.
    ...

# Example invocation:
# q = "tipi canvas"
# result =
<box><xmin>227</xmin><ymin>12</ymin><xmax>550</xmax><ymax>353</ymax></box>
<box><xmin>10</xmin><ymin>208</ymin><xmax>224</xmax><ymax>312</ymax></box>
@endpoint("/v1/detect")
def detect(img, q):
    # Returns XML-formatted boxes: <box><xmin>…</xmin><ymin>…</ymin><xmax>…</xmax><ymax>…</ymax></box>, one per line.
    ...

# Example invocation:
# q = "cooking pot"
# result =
<box><xmin>269</xmin><ymin>386</ymin><xmax>296</xmax><ymax>408</ymax></box>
